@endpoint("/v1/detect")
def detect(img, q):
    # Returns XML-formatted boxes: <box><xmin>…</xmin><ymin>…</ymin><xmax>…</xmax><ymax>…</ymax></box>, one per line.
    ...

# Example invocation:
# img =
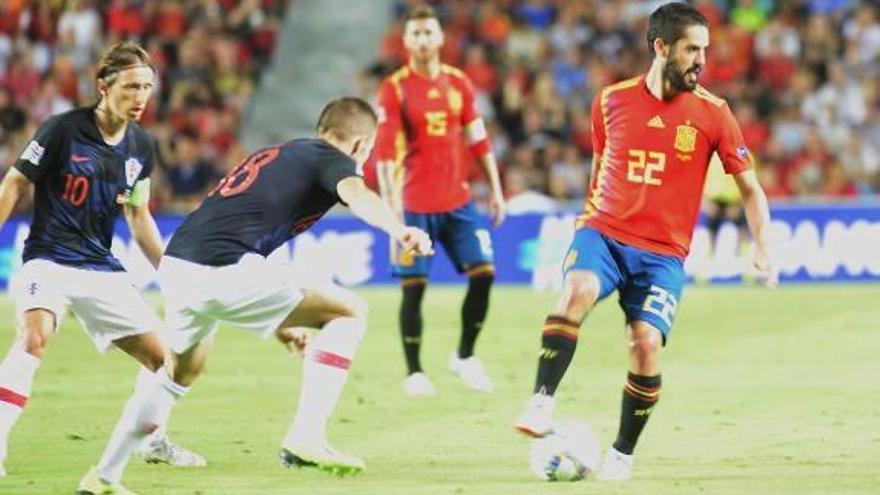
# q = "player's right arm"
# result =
<box><xmin>337</xmin><ymin>176</ymin><xmax>432</xmax><ymax>256</ymax></box>
<box><xmin>374</xmin><ymin>79</ymin><xmax>405</xmax><ymax>218</ymax></box>
<box><xmin>0</xmin><ymin>168</ymin><xmax>33</xmax><ymax>231</ymax></box>
<box><xmin>0</xmin><ymin>117</ymin><xmax>63</xmax><ymax>231</ymax></box>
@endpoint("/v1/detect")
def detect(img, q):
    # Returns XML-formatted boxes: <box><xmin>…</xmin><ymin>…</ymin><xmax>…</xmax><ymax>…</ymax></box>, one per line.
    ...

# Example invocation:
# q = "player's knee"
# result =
<box><xmin>468</xmin><ymin>270</ymin><xmax>495</xmax><ymax>288</ymax></box>
<box><xmin>330</xmin><ymin>291</ymin><xmax>368</xmax><ymax>321</ymax></box>
<box><xmin>628</xmin><ymin>328</ymin><xmax>662</xmax><ymax>361</ymax></box>
<box><xmin>19</xmin><ymin>314</ymin><xmax>53</xmax><ymax>357</ymax></box>
<box><xmin>172</xmin><ymin>364</ymin><xmax>201</xmax><ymax>388</ymax></box>
<box><xmin>328</xmin><ymin>293</ymin><xmax>369</xmax><ymax>342</ymax></box>
<box><xmin>141</xmin><ymin>354</ymin><xmax>165</xmax><ymax>373</ymax></box>
<box><xmin>346</xmin><ymin>293</ymin><xmax>369</xmax><ymax>321</ymax></box>
<box><xmin>565</xmin><ymin>273</ymin><xmax>600</xmax><ymax>309</ymax></box>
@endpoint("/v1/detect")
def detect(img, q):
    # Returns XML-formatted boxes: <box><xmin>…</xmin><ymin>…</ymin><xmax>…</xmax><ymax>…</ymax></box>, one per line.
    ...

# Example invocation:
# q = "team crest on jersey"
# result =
<box><xmin>427</xmin><ymin>88</ymin><xmax>441</xmax><ymax>99</ymax></box>
<box><xmin>447</xmin><ymin>88</ymin><xmax>462</xmax><ymax>115</ymax></box>
<box><xmin>674</xmin><ymin>122</ymin><xmax>697</xmax><ymax>153</ymax></box>
<box><xmin>124</xmin><ymin>157</ymin><xmax>143</xmax><ymax>187</ymax></box>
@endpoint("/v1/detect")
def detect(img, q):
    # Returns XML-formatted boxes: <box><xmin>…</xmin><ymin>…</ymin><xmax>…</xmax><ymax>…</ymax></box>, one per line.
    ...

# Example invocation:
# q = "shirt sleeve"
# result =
<box><xmin>458</xmin><ymin>74</ymin><xmax>492</xmax><ymax>157</ymax></box>
<box><xmin>373</xmin><ymin>79</ymin><xmax>404</xmax><ymax>163</ymax></box>
<box><xmin>714</xmin><ymin>103</ymin><xmax>753</xmax><ymax>175</ymax></box>
<box><xmin>14</xmin><ymin>115</ymin><xmax>65</xmax><ymax>182</ymax></box>
<box><xmin>319</xmin><ymin>154</ymin><xmax>360</xmax><ymax>197</ymax></box>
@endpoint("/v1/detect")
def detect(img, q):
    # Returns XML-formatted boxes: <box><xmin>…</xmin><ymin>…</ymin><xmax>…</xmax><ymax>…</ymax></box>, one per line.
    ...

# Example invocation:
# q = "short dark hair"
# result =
<box><xmin>96</xmin><ymin>41</ymin><xmax>155</xmax><ymax>85</ymax></box>
<box><xmin>646</xmin><ymin>2</ymin><xmax>709</xmax><ymax>53</ymax></box>
<box><xmin>406</xmin><ymin>4</ymin><xmax>439</xmax><ymax>23</ymax></box>
<box><xmin>316</xmin><ymin>97</ymin><xmax>377</xmax><ymax>141</ymax></box>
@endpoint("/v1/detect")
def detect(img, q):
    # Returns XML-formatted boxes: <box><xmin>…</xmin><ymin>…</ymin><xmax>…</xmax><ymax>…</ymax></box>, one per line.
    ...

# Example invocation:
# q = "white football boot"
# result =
<box><xmin>403</xmin><ymin>371</ymin><xmax>436</xmax><ymax>396</ymax></box>
<box><xmin>76</xmin><ymin>466</ymin><xmax>138</xmax><ymax>495</ymax></box>
<box><xmin>279</xmin><ymin>440</ymin><xmax>365</xmax><ymax>476</ymax></box>
<box><xmin>597</xmin><ymin>446</ymin><xmax>633</xmax><ymax>481</ymax></box>
<box><xmin>514</xmin><ymin>393</ymin><xmax>556</xmax><ymax>437</ymax></box>
<box><xmin>141</xmin><ymin>436</ymin><xmax>206</xmax><ymax>467</ymax></box>
<box><xmin>447</xmin><ymin>353</ymin><xmax>494</xmax><ymax>392</ymax></box>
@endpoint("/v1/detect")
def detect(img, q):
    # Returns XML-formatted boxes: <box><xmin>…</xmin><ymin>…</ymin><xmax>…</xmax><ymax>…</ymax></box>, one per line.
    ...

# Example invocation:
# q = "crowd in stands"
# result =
<box><xmin>0</xmin><ymin>0</ymin><xmax>288</xmax><ymax>213</ymax></box>
<box><xmin>361</xmin><ymin>0</ymin><xmax>880</xmax><ymax>207</ymax></box>
<box><xmin>1</xmin><ymin>1</ymin><xmax>877</xmax><ymax>216</ymax></box>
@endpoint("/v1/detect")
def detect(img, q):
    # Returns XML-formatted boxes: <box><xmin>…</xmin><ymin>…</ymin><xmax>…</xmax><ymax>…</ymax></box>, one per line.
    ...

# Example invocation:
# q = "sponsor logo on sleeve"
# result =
<box><xmin>20</xmin><ymin>140</ymin><xmax>45</xmax><ymax>165</ymax></box>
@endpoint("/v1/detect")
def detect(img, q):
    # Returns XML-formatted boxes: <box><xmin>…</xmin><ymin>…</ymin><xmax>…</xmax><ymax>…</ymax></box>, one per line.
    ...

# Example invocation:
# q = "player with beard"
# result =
<box><xmin>514</xmin><ymin>2</ymin><xmax>777</xmax><ymax>481</ymax></box>
<box><xmin>374</xmin><ymin>5</ymin><xmax>505</xmax><ymax>396</ymax></box>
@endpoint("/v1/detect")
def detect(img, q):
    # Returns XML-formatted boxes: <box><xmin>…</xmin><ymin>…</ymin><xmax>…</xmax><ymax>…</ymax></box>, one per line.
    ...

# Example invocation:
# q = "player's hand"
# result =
<box><xmin>488</xmin><ymin>192</ymin><xmax>506</xmax><ymax>228</ymax></box>
<box><xmin>397</xmin><ymin>226</ymin><xmax>434</xmax><ymax>257</ymax></box>
<box><xmin>752</xmin><ymin>245</ymin><xmax>778</xmax><ymax>289</ymax></box>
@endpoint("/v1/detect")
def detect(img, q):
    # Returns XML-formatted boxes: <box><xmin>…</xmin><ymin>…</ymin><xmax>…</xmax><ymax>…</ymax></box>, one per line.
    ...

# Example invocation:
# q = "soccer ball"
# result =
<box><xmin>528</xmin><ymin>420</ymin><xmax>600</xmax><ymax>482</ymax></box>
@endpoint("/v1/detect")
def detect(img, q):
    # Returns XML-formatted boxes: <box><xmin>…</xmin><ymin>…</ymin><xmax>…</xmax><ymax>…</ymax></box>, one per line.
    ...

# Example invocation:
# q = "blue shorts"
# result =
<box><xmin>392</xmin><ymin>202</ymin><xmax>494</xmax><ymax>278</ymax></box>
<box><xmin>564</xmin><ymin>225</ymin><xmax>685</xmax><ymax>340</ymax></box>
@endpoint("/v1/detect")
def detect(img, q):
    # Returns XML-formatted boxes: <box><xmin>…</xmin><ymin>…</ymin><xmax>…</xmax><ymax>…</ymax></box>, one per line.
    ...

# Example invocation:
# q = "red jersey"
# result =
<box><xmin>577</xmin><ymin>76</ymin><xmax>752</xmax><ymax>259</ymax></box>
<box><xmin>374</xmin><ymin>64</ymin><xmax>491</xmax><ymax>213</ymax></box>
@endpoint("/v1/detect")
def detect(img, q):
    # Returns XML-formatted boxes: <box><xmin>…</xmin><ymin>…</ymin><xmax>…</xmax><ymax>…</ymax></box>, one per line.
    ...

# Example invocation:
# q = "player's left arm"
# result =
<box><xmin>460</xmin><ymin>76</ymin><xmax>505</xmax><ymax>227</ymax></box>
<box><xmin>733</xmin><ymin>170</ymin><xmax>776</xmax><ymax>287</ymax></box>
<box><xmin>717</xmin><ymin>103</ymin><xmax>777</xmax><ymax>288</ymax></box>
<box><xmin>121</xmin><ymin>178</ymin><xmax>163</xmax><ymax>269</ymax></box>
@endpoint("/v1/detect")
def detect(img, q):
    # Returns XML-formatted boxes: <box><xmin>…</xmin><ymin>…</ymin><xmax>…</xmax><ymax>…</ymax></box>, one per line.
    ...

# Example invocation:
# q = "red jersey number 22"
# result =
<box><xmin>211</xmin><ymin>147</ymin><xmax>281</xmax><ymax>198</ymax></box>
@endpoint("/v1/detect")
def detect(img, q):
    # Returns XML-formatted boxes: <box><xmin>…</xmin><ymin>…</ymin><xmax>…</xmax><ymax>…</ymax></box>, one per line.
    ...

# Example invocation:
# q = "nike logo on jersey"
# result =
<box><xmin>647</xmin><ymin>115</ymin><xmax>665</xmax><ymax>129</ymax></box>
<box><xmin>70</xmin><ymin>154</ymin><xmax>90</xmax><ymax>163</ymax></box>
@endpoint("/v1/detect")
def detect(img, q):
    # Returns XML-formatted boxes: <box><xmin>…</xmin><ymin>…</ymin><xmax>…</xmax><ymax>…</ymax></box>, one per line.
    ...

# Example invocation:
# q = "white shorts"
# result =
<box><xmin>159</xmin><ymin>254</ymin><xmax>307</xmax><ymax>354</ymax></box>
<box><xmin>11</xmin><ymin>259</ymin><xmax>161</xmax><ymax>353</ymax></box>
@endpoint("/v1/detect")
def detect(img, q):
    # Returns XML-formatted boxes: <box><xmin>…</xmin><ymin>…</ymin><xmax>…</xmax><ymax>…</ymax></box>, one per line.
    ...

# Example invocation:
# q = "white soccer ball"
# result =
<box><xmin>528</xmin><ymin>420</ymin><xmax>601</xmax><ymax>482</ymax></box>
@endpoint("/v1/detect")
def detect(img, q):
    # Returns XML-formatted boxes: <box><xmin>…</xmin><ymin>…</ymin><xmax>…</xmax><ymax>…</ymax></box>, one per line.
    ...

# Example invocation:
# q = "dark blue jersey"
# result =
<box><xmin>13</xmin><ymin>107</ymin><xmax>155</xmax><ymax>271</ymax></box>
<box><xmin>165</xmin><ymin>138</ymin><xmax>359</xmax><ymax>266</ymax></box>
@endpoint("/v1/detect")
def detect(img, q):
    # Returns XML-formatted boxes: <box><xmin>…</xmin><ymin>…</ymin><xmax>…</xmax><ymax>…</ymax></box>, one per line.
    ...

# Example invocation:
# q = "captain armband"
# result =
<box><xmin>465</xmin><ymin>118</ymin><xmax>492</xmax><ymax>156</ymax></box>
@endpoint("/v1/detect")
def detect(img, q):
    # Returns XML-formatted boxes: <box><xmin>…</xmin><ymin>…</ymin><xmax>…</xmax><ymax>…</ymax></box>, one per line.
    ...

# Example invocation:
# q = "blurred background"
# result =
<box><xmin>0</xmin><ymin>0</ymin><xmax>877</xmax><ymax>285</ymax></box>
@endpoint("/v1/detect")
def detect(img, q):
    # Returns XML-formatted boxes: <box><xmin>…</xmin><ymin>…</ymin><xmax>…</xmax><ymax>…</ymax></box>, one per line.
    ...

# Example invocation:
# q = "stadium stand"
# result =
<box><xmin>0</xmin><ymin>0</ymin><xmax>289</xmax><ymax>213</ymax></box>
<box><xmin>361</xmin><ymin>0</ymin><xmax>880</xmax><ymax>205</ymax></box>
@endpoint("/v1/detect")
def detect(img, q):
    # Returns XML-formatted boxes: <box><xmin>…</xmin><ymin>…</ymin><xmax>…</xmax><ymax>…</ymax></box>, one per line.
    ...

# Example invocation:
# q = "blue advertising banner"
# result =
<box><xmin>0</xmin><ymin>203</ymin><xmax>877</xmax><ymax>290</ymax></box>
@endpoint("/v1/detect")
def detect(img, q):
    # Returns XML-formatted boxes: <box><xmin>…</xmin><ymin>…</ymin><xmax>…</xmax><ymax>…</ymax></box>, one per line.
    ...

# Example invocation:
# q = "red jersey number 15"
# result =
<box><xmin>425</xmin><ymin>111</ymin><xmax>448</xmax><ymax>137</ymax></box>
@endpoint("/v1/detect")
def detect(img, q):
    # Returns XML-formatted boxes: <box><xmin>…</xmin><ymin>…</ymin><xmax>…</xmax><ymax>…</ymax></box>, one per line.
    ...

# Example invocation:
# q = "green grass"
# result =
<box><xmin>1</xmin><ymin>285</ymin><xmax>878</xmax><ymax>494</ymax></box>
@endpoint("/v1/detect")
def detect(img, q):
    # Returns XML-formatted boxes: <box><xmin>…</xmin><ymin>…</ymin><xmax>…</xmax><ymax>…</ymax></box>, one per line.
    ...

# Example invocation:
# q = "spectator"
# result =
<box><xmin>162</xmin><ymin>133</ymin><xmax>219</xmax><ymax>212</ymax></box>
<box><xmin>504</xmin><ymin>166</ymin><xmax>556</xmax><ymax>215</ymax></box>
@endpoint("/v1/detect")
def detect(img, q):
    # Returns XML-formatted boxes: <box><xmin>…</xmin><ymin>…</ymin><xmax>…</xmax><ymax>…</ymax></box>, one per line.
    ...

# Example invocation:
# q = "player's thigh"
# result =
<box><xmin>392</xmin><ymin>211</ymin><xmax>437</xmax><ymax>278</ymax></box>
<box><xmin>11</xmin><ymin>260</ymin><xmax>73</xmax><ymax>352</ymax></box>
<box><xmin>281</xmin><ymin>284</ymin><xmax>366</xmax><ymax>329</ymax></box>
<box><xmin>617</xmin><ymin>250</ymin><xmax>685</xmax><ymax>345</ymax></box>
<box><xmin>559</xmin><ymin>226</ymin><xmax>622</xmax><ymax>309</ymax></box>
<box><xmin>69</xmin><ymin>271</ymin><xmax>163</xmax><ymax>354</ymax></box>
<box><xmin>158</xmin><ymin>256</ymin><xmax>222</xmax><ymax>355</ymax></box>
<box><xmin>197</xmin><ymin>255</ymin><xmax>306</xmax><ymax>339</ymax></box>
<box><xmin>439</xmin><ymin>203</ymin><xmax>494</xmax><ymax>273</ymax></box>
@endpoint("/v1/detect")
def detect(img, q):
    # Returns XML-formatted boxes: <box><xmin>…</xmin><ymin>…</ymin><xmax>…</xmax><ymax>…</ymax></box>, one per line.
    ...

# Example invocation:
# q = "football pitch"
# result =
<box><xmin>0</xmin><ymin>284</ymin><xmax>877</xmax><ymax>495</ymax></box>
